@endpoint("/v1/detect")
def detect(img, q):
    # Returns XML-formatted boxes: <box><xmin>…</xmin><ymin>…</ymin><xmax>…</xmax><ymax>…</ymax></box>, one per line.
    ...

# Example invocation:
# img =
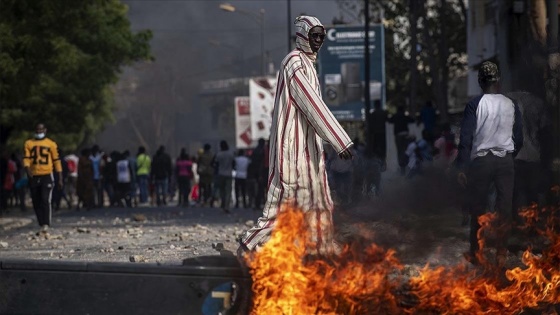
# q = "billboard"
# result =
<box><xmin>234</xmin><ymin>97</ymin><xmax>252</xmax><ymax>149</ymax></box>
<box><xmin>318</xmin><ymin>24</ymin><xmax>385</xmax><ymax>121</ymax></box>
<box><xmin>249</xmin><ymin>77</ymin><xmax>277</xmax><ymax>140</ymax></box>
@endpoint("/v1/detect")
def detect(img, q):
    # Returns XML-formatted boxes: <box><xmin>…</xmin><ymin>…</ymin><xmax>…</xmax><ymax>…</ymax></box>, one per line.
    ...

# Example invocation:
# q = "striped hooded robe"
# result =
<box><xmin>241</xmin><ymin>16</ymin><xmax>353</xmax><ymax>255</ymax></box>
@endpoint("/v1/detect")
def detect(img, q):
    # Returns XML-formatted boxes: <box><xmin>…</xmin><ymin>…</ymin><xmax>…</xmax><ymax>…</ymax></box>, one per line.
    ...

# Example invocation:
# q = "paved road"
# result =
<box><xmin>0</xmin><ymin>170</ymin><xmax>475</xmax><ymax>270</ymax></box>
<box><xmin>0</xmin><ymin>203</ymin><xmax>259</xmax><ymax>265</ymax></box>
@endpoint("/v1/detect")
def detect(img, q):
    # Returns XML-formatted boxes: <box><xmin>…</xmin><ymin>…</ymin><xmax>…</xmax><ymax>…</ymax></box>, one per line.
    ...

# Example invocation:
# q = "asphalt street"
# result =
<box><xmin>0</xmin><ymin>203</ymin><xmax>259</xmax><ymax>265</ymax></box>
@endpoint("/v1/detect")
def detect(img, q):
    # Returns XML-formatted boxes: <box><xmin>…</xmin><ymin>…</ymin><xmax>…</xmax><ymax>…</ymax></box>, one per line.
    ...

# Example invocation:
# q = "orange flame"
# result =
<box><xmin>244</xmin><ymin>201</ymin><xmax>560</xmax><ymax>314</ymax></box>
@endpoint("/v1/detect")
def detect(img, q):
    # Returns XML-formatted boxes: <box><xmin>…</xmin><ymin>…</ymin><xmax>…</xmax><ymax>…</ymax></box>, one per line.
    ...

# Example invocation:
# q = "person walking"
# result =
<box><xmin>234</xmin><ymin>149</ymin><xmax>250</xmax><ymax>209</ymax></box>
<box><xmin>23</xmin><ymin>123</ymin><xmax>63</xmax><ymax>230</ymax></box>
<box><xmin>456</xmin><ymin>61</ymin><xmax>523</xmax><ymax>265</ymax></box>
<box><xmin>175</xmin><ymin>148</ymin><xmax>193</xmax><ymax>207</ymax></box>
<box><xmin>240</xmin><ymin>16</ymin><xmax>354</xmax><ymax>256</ymax></box>
<box><xmin>136</xmin><ymin>146</ymin><xmax>151</xmax><ymax>205</ymax></box>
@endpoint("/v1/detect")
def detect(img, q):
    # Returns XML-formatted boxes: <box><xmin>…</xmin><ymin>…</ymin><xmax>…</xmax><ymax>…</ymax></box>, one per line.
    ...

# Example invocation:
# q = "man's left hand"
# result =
<box><xmin>58</xmin><ymin>178</ymin><xmax>64</xmax><ymax>190</ymax></box>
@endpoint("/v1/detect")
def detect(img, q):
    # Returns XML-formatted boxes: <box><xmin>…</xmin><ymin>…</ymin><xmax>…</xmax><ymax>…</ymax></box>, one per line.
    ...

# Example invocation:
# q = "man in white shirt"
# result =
<box><xmin>234</xmin><ymin>149</ymin><xmax>251</xmax><ymax>209</ymax></box>
<box><xmin>456</xmin><ymin>61</ymin><xmax>523</xmax><ymax>265</ymax></box>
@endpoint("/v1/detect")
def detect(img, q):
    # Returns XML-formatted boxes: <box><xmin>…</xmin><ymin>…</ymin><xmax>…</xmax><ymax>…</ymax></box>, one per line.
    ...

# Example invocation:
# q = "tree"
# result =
<box><xmin>335</xmin><ymin>0</ymin><xmax>467</xmax><ymax>120</ymax></box>
<box><xmin>0</xmin><ymin>0</ymin><xmax>152</xmax><ymax>151</ymax></box>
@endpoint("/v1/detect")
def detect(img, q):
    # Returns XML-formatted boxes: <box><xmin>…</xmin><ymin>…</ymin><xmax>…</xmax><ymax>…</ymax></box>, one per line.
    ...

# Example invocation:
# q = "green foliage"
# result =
<box><xmin>0</xmin><ymin>0</ymin><xmax>152</xmax><ymax>152</ymax></box>
<box><xmin>335</xmin><ymin>0</ymin><xmax>467</xmax><ymax>113</ymax></box>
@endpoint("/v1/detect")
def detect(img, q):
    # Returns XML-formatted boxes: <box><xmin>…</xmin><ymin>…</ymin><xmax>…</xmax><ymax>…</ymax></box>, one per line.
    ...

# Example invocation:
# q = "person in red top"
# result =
<box><xmin>175</xmin><ymin>148</ymin><xmax>193</xmax><ymax>207</ymax></box>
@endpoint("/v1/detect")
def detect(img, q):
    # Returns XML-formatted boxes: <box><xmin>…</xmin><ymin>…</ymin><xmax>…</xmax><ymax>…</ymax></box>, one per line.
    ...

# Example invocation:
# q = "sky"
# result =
<box><xmin>95</xmin><ymin>0</ymin><xmax>359</xmax><ymax>154</ymax></box>
<box><xmin>124</xmin><ymin>0</ymin><xmax>355</xmax><ymax>77</ymax></box>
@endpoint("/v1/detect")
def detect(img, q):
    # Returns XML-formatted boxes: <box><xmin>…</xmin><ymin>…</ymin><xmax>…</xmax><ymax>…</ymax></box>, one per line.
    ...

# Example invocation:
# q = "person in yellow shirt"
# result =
<box><xmin>23</xmin><ymin>123</ymin><xmax>63</xmax><ymax>230</ymax></box>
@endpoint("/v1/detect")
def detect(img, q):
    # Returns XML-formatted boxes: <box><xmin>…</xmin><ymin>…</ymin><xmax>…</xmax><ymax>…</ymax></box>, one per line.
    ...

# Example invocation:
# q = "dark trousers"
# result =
<box><xmin>235</xmin><ymin>178</ymin><xmax>247</xmax><ymax>208</ymax></box>
<box><xmin>116</xmin><ymin>182</ymin><xmax>132</xmax><ymax>207</ymax></box>
<box><xmin>93</xmin><ymin>179</ymin><xmax>103</xmax><ymax>207</ymax></box>
<box><xmin>177</xmin><ymin>176</ymin><xmax>191</xmax><ymax>206</ymax></box>
<box><xmin>395</xmin><ymin>134</ymin><xmax>409</xmax><ymax>174</ymax></box>
<box><xmin>513</xmin><ymin>160</ymin><xmax>541</xmax><ymax>222</ymax></box>
<box><xmin>468</xmin><ymin>154</ymin><xmax>514</xmax><ymax>254</ymax></box>
<box><xmin>254</xmin><ymin>169</ymin><xmax>268</xmax><ymax>209</ymax></box>
<box><xmin>199</xmin><ymin>182</ymin><xmax>212</xmax><ymax>204</ymax></box>
<box><xmin>216</xmin><ymin>175</ymin><xmax>232</xmax><ymax>209</ymax></box>
<box><xmin>29</xmin><ymin>175</ymin><xmax>54</xmax><ymax>227</ymax></box>
<box><xmin>372</xmin><ymin>132</ymin><xmax>387</xmax><ymax>161</ymax></box>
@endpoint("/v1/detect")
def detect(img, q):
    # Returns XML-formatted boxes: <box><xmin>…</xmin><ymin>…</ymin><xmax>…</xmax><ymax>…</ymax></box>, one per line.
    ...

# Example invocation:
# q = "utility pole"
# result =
<box><xmin>287</xmin><ymin>0</ymin><xmax>291</xmax><ymax>53</ymax></box>
<box><xmin>364</xmin><ymin>0</ymin><xmax>371</xmax><ymax>154</ymax></box>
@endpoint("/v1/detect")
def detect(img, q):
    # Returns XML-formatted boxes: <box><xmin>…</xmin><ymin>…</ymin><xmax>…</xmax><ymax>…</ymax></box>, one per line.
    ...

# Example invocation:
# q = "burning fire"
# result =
<box><xmin>244</xmin><ymin>188</ymin><xmax>560</xmax><ymax>314</ymax></box>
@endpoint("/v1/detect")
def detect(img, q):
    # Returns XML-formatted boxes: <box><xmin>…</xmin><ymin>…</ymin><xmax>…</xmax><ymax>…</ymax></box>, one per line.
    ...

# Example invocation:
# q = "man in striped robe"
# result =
<box><xmin>240</xmin><ymin>16</ymin><xmax>354</xmax><ymax>256</ymax></box>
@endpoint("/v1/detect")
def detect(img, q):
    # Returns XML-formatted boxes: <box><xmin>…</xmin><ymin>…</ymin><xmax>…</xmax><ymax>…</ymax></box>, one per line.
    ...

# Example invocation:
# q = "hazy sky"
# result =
<box><xmin>124</xmin><ymin>0</ymin><xmax>356</xmax><ymax>76</ymax></box>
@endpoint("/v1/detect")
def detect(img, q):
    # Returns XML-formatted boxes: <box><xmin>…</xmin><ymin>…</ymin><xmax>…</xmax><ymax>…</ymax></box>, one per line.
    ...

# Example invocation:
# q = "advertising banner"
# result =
<box><xmin>234</xmin><ymin>96</ymin><xmax>252</xmax><ymax>149</ymax></box>
<box><xmin>318</xmin><ymin>24</ymin><xmax>385</xmax><ymax>121</ymax></box>
<box><xmin>249</xmin><ymin>77</ymin><xmax>277</xmax><ymax>140</ymax></box>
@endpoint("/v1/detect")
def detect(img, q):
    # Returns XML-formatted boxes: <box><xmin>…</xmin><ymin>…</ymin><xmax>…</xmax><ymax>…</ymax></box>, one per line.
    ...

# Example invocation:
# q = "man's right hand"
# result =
<box><xmin>26</xmin><ymin>168</ymin><xmax>33</xmax><ymax>179</ymax></box>
<box><xmin>338</xmin><ymin>148</ymin><xmax>353</xmax><ymax>160</ymax></box>
<box><xmin>457</xmin><ymin>172</ymin><xmax>468</xmax><ymax>188</ymax></box>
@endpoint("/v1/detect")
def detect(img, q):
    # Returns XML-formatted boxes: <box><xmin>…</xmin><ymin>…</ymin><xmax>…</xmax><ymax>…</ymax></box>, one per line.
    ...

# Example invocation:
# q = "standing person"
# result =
<box><xmin>2</xmin><ymin>152</ymin><xmax>17</xmax><ymax>210</ymax></box>
<box><xmin>136</xmin><ymin>146</ymin><xmax>151</xmax><ymax>205</ymax></box>
<box><xmin>175</xmin><ymin>148</ymin><xmax>193</xmax><ymax>207</ymax></box>
<box><xmin>89</xmin><ymin>145</ymin><xmax>104</xmax><ymax>208</ymax></box>
<box><xmin>11</xmin><ymin>152</ymin><xmax>27</xmax><ymax>211</ymax></box>
<box><xmin>151</xmin><ymin>145</ymin><xmax>172</xmax><ymax>206</ymax></box>
<box><xmin>77</xmin><ymin>148</ymin><xmax>94</xmax><ymax>210</ymax></box>
<box><xmin>234</xmin><ymin>149</ymin><xmax>250</xmax><ymax>209</ymax></box>
<box><xmin>214</xmin><ymin>140</ymin><xmax>235</xmax><ymax>213</ymax></box>
<box><xmin>240</xmin><ymin>16</ymin><xmax>354</xmax><ymax>256</ymax></box>
<box><xmin>369</xmin><ymin>100</ymin><xmax>388</xmax><ymax>164</ymax></box>
<box><xmin>197</xmin><ymin>144</ymin><xmax>214</xmax><ymax>206</ymax></box>
<box><xmin>388</xmin><ymin>106</ymin><xmax>415</xmax><ymax>175</ymax></box>
<box><xmin>64</xmin><ymin>152</ymin><xmax>79</xmax><ymax>207</ymax></box>
<box><xmin>116</xmin><ymin>152</ymin><xmax>133</xmax><ymax>207</ymax></box>
<box><xmin>251</xmin><ymin>139</ymin><xmax>266</xmax><ymax>210</ymax></box>
<box><xmin>123</xmin><ymin>150</ymin><xmax>137</xmax><ymax>206</ymax></box>
<box><xmin>419</xmin><ymin>101</ymin><xmax>437</xmax><ymax>141</ymax></box>
<box><xmin>0</xmin><ymin>151</ymin><xmax>8</xmax><ymax>212</ymax></box>
<box><xmin>456</xmin><ymin>61</ymin><xmax>523</xmax><ymax>265</ymax></box>
<box><xmin>506</xmin><ymin>91</ymin><xmax>552</xmax><ymax>224</ymax></box>
<box><xmin>102</xmin><ymin>151</ymin><xmax>118</xmax><ymax>206</ymax></box>
<box><xmin>23</xmin><ymin>123</ymin><xmax>63</xmax><ymax>230</ymax></box>
<box><xmin>52</xmin><ymin>148</ymin><xmax>71</xmax><ymax>210</ymax></box>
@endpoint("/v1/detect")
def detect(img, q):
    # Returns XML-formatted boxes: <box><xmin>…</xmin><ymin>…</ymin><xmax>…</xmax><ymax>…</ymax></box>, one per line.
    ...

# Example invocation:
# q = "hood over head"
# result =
<box><xmin>294</xmin><ymin>15</ymin><xmax>324</xmax><ymax>61</ymax></box>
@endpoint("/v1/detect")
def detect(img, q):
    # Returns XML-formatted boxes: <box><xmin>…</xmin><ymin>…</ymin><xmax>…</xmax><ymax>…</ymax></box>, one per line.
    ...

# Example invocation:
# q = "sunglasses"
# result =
<box><xmin>310</xmin><ymin>33</ymin><xmax>326</xmax><ymax>40</ymax></box>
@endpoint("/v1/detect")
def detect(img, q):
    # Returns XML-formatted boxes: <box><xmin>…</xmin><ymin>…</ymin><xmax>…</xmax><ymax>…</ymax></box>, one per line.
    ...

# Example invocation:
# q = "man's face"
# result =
<box><xmin>35</xmin><ymin>124</ymin><xmax>46</xmax><ymax>135</ymax></box>
<box><xmin>308</xmin><ymin>26</ymin><xmax>325</xmax><ymax>53</ymax></box>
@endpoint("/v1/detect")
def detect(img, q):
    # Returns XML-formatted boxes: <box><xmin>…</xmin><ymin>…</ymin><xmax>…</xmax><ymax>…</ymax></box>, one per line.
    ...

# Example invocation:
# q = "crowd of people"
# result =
<box><xmin>0</xmin><ymin>139</ymin><xmax>273</xmax><ymax>216</ymax></box>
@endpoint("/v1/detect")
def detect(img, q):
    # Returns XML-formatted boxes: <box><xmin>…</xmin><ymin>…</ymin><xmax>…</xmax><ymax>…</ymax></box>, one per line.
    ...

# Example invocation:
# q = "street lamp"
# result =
<box><xmin>219</xmin><ymin>3</ymin><xmax>265</xmax><ymax>76</ymax></box>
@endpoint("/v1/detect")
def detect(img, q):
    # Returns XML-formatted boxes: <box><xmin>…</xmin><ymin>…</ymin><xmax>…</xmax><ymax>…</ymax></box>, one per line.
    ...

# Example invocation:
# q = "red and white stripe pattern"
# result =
<box><xmin>241</xmin><ymin>16</ymin><xmax>353</xmax><ymax>255</ymax></box>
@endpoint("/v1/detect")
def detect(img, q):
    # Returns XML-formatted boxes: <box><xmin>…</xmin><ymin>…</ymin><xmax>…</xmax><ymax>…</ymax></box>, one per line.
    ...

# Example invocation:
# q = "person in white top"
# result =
<box><xmin>64</xmin><ymin>153</ymin><xmax>79</xmax><ymax>206</ymax></box>
<box><xmin>456</xmin><ymin>61</ymin><xmax>523</xmax><ymax>265</ymax></box>
<box><xmin>234</xmin><ymin>149</ymin><xmax>251</xmax><ymax>208</ymax></box>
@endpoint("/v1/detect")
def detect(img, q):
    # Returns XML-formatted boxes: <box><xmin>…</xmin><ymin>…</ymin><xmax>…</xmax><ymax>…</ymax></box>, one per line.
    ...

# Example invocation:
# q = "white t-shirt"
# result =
<box><xmin>65</xmin><ymin>154</ymin><xmax>79</xmax><ymax>178</ymax></box>
<box><xmin>234</xmin><ymin>156</ymin><xmax>251</xmax><ymax>179</ymax></box>
<box><xmin>117</xmin><ymin>160</ymin><xmax>131</xmax><ymax>183</ymax></box>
